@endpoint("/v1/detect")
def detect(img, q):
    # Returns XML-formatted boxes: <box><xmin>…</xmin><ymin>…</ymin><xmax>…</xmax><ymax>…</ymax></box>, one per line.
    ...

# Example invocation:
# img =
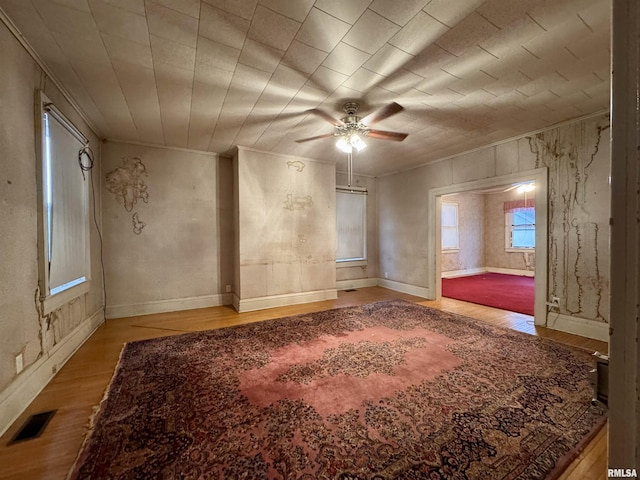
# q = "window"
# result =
<box><xmin>336</xmin><ymin>189</ymin><xmax>366</xmax><ymax>264</ymax></box>
<box><xmin>505</xmin><ymin>207</ymin><xmax>535</xmax><ymax>250</ymax></box>
<box><xmin>38</xmin><ymin>92</ymin><xmax>91</xmax><ymax>312</ymax></box>
<box><xmin>441</xmin><ymin>203</ymin><xmax>459</xmax><ymax>250</ymax></box>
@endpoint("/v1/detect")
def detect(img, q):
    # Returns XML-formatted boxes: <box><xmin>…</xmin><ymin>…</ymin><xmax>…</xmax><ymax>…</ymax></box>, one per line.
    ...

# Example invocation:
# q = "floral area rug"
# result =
<box><xmin>68</xmin><ymin>300</ymin><xmax>605</xmax><ymax>479</ymax></box>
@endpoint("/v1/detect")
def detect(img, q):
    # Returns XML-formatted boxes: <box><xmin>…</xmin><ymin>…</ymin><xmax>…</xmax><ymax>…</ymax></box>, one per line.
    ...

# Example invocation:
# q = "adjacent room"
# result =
<box><xmin>1</xmin><ymin>0</ymin><xmax>638</xmax><ymax>479</ymax></box>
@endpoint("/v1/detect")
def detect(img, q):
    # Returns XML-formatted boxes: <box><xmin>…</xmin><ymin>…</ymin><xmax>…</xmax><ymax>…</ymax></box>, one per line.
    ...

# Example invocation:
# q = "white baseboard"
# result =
<box><xmin>542</xmin><ymin>312</ymin><xmax>609</xmax><ymax>342</ymax></box>
<box><xmin>106</xmin><ymin>293</ymin><xmax>232</xmax><ymax>319</ymax></box>
<box><xmin>377</xmin><ymin>278</ymin><xmax>431</xmax><ymax>299</ymax></box>
<box><xmin>441</xmin><ymin>267</ymin><xmax>487</xmax><ymax>279</ymax></box>
<box><xmin>336</xmin><ymin>278</ymin><xmax>378</xmax><ymax>290</ymax></box>
<box><xmin>486</xmin><ymin>267</ymin><xmax>535</xmax><ymax>277</ymax></box>
<box><xmin>0</xmin><ymin>308</ymin><xmax>104</xmax><ymax>437</ymax></box>
<box><xmin>235</xmin><ymin>289</ymin><xmax>338</xmax><ymax>313</ymax></box>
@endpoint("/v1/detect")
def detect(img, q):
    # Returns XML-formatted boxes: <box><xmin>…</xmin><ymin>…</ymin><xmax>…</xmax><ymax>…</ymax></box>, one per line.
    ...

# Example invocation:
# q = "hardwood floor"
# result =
<box><xmin>0</xmin><ymin>287</ymin><xmax>608</xmax><ymax>479</ymax></box>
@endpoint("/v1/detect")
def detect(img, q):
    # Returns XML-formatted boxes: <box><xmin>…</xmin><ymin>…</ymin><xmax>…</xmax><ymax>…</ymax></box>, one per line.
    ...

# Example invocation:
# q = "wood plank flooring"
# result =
<box><xmin>0</xmin><ymin>287</ymin><xmax>608</xmax><ymax>479</ymax></box>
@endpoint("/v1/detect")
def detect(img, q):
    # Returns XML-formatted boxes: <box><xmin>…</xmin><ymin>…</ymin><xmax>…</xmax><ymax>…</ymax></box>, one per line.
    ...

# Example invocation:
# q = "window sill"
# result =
<box><xmin>442</xmin><ymin>249</ymin><xmax>459</xmax><ymax>254</ymax></box>
<box><xmin>42</xmin><ymin>280</ymin><xmax>90</xmax><ymax>314</ymax></box>
<box><xmin>505</xmin><ymin>248</ymin><xmax>535</xmax><ymax>253</ymax></box>
<box><xmin>336</xmin><ymin>259</ymin><xmax>367</xmax><ymax>268</ymax></box>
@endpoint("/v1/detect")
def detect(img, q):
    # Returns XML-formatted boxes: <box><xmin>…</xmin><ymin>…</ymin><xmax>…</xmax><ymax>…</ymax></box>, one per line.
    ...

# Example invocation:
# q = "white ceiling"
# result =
<box><xmin>1</xmin><ymin>0</ymin><xmax>610</xmax><ymax>175</ymax></box>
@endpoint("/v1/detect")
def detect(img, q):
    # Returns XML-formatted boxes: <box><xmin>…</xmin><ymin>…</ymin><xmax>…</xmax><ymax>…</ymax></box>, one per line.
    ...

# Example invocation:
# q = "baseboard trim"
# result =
<box><xmin>542</xmin><ymin>312</ymin><xmax>609</xmax><ymax>342</ymax></box>
<box><xmin>486</xmin><ymin>267</ymin><xmax>535</xmax><ymax>277</ymax></box>
<box><xmin>106</xmin><ymin>293</ymin><xmax>232</xmax><ymax>319</ymax></box>
<box><xmin>336</xmin><ymin>278</ymin><xmax>378</xmax><ymax>290</ymax></box>
<box><xmin>441</xmin><ymin>268</ymin><xmax>487</xmax><ymax>279</ymax></box>
<box><xmin>236</xmin><ymin>289</ymin><xmax>338</xmax><ymax>313</ymax></box>
<box><xmin>0</xmin><ymin>308</ymin><xmax>104</xmax><ymax>437</ymax></box>
<box><xmin>377</xmin><ymin>279</ymin><xmax>431</xmax><ymax>299</ymax></box>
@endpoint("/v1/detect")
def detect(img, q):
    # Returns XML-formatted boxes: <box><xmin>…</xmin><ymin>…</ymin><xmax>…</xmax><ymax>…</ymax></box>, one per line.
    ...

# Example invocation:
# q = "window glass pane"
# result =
<box><xmin>336</xmin><ymin>191</ymin><xmax>366</xmax><ymax>261</ymax></box>
<box><xmin>441</xmin><ymin>203</ymin><xmax>458</xmax><ymax>249</ymax></box>
<box><xmin>44</xmin><ymin>111</ymin><xmax>88</xmax><ymax>294</ymax></box>
<box><xmin>513</xmin><ymin>208</ymin><xmax>535</xmax><ymax>225</ymax></box>
<box><xmin>512</xmin><ymin>227</ymin><xmax>535</xmax><ymax>248</ymax></box>
<box><xmin>509</xmin><ymin>207</ymin><xmax>535</xmax><ymax>248</ymax></box>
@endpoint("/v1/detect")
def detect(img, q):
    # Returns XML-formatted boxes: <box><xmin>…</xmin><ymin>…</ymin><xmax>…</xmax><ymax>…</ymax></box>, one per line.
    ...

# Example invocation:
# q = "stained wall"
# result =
<box><xmin>379</xmin><ymin>114</ymin><xmax>610</xmax><ymax>324</ymax></box>
<box><xmin>235</xmin><ymin>148</ymin><xmax>336</xmax><ymax>306</ymax></box>
<box><xmin>102</xmin><ymin>141</ymin><xmax>233</xmax><ymax>316</ymax></box>
<box><xmin>0</xmin><ymin>21</ymin><xmax>103</xmax><ymax>402</ymax></box>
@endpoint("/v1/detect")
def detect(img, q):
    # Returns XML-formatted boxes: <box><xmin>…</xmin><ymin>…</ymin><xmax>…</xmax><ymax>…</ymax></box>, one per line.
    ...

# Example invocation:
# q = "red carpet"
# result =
<box><xmin>442</xmin><ymin>272</ymin><xmax>534</xmax><ymax>315</ymax></box>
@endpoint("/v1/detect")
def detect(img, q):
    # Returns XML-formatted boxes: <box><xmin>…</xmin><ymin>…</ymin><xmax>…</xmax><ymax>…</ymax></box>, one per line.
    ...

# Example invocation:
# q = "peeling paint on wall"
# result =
<box><xmin>529</xmin><ymin>117</ymin><xmax>610</xmax><ymax>322</ymax></box>
<box><xmin>106</xmin><ymin>156</ymin><xmax>149</xmax><ymax>235</ymax></box>
<box><xmin>287</xmin><ymin>160</ymin><xmax>305</xmax><ymax>172</ymax></box>
<box><xmin>132</xmin><ymin>212</ymin><xmax>146</xmax><ymax>235</ymax></box>
<box><xmin>283</xmin><ymin>194</ymin><xmax>313</xmax><ymax>211</ymax></box>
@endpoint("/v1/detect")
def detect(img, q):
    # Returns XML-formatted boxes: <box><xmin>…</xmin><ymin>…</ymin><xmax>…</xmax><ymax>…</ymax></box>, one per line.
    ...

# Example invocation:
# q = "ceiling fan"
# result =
<box><xmin>295</xmin><ymin>101</ymin><xmax>409</xmax><ymax>153</ymax></box>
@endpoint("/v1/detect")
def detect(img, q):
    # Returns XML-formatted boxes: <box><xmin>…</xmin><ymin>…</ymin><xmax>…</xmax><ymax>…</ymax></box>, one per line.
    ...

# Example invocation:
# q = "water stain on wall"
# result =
<box><xmin>529</xmin><ymin>117</ymin><xmax>610</xmax><ymax>322</ymax></box>
<box><xmin>283</xmin><ymin>194</ymin><xmax>313</xmax><ymax>211</ymax></box>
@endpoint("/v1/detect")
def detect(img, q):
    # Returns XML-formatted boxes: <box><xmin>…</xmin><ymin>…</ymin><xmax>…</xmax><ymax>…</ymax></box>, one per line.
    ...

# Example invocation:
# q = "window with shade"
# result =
<box><xmin>504</xmin><ymin>200</ymin><xmax>535</xmax><ymax>250</ymax></box>
<box><xmin>336</xmin><ymin>190</ymin><xmax>366</xmax><ymax>264</ymax></box>
<box><xmin>441</xmin><ymin>203</ymin><xmax>459</xmax><ymax>250</ymax></box>
<box><xmin>38</xmin><ymin>92</ymin><xmax>91</xmax><ymax>312</ymax></box>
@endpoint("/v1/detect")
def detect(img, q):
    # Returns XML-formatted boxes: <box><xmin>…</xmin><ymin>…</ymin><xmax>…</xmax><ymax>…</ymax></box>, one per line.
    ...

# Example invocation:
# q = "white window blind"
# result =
<box><xmin>336</xmin><ymin>190</ymin><xmax>366</xmax><ymax>262</ymax></box>
<box><xmin>441</xmin><ymin>203</ymin><xmax>459</xmax><ymax>249</ymax></box>
<box><xmin>43</xmin><ymin>106</ymin><xmax>89</xmax><ymax>297</ymax></box>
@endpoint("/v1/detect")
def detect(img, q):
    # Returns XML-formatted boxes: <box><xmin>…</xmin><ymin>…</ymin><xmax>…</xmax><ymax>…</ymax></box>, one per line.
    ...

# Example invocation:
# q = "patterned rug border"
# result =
<box><xmin>67</xmin><ymin>299</ymin><xmax>607</xmax><ymax>479</ymax></box>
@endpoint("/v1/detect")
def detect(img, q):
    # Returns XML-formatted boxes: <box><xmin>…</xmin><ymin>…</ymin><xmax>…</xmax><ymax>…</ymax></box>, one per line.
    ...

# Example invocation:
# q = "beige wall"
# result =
<box><xmin>0</xmin><ymin>22</ymin><xmax>103</xmax><ymax>397</ymax></box>
<box><xmin>379</xmin><ymin>113</ymin><xmax>610</xmax><ymax>324</ymax></box>
<box><xmin>102</xmin><ymin>141</ymin><xmax>233</xmax><ymax>316</ymax></box>
<box><xmin>234</xmin><ymin>148</ymin><xmax>336</xmax><ymax>306</ymax></box>
<box><xmin>441</xmin><ymin>193</ymin><xmax>485</xmax><ymax>273</ymax></box>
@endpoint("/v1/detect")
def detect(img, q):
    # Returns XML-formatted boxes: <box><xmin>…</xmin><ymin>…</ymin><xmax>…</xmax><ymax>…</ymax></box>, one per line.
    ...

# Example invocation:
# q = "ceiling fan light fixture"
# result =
<box><xmin>349</xmin><ymin>133</ymin><xmax>366</xmax><ymax>152</ymax></box>
<box><xmin>517</xmin><ymin>183</ymin><xmax>535</xmax><ymax>193</ymax></box>
<box><xmin>336</xmin><ymin>136</ymin><xmax>352</xmax><ymax>153</ymax></box>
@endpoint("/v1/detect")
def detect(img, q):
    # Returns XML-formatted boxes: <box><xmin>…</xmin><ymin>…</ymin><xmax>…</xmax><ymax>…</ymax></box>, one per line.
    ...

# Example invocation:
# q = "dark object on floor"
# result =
<box><xmin>442</xmin><ymin>272</ymin><xmax>534</xmax><ymax>315</ymax></box>
<box><xmin>8</xmin><ymin>410</ymin><xmax>56</xmax><ymax>445</ymax></box>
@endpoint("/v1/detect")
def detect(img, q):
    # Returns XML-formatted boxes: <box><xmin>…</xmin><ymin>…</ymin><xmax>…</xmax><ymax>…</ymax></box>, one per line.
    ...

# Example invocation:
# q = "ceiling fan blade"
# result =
<box><xmin>307</xmin><ymin>108</ymin><xmax>344</xmax><ymax>126</ymax></box>
<box><xmin>367</xmin><ymin>129</ymin><xmax>408</xmax><ymax>141</ymax></box>
<box><xmin>295</xmin><ymin>133</ymin><xmax>335</xmax><ymax>143</ymax></box>
<box><xmin>360</xmin><ymin>102</ymin><xmax>404</xmax><ymax>126</ymax></box>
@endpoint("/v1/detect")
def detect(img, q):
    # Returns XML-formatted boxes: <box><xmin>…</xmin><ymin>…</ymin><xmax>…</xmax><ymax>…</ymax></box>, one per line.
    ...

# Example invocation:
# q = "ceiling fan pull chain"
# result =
<box><xmin>348</xmin><ymin>151</ymin><xmax>353</xmax><ymax>187</ymax></box>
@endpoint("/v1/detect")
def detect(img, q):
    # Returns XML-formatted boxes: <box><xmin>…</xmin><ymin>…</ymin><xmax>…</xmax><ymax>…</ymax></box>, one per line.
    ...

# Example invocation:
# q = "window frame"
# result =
<box><xmin>36</xmin><ymin>91</ymin><xmax>91</xmax><ymax>314</ymax></box>
<box><xmin>504</xmin><ymin>207</ymin><xmax>536</xmax><ymax>252</ymax></box>
<box><xmin>335</xmin><ymin>187</ymin><xmax>367</xmax><ymax>267</ymax></box>
<box><xmin>441</xmin><ymin>202</ymin><xmax>459</xmax><ymax>252</ymax></box>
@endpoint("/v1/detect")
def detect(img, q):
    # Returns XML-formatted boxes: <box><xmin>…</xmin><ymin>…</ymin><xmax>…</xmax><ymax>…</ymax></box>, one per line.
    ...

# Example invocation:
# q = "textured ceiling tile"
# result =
<box><xmin>196</xmin><ymin>36</ymin><xmax>241</xmax><ymax>72</ymax></box>
<box><xmin>482</xmin><ymin>47</ymin><xmax>538</xmax><ymax>79</ymax></box>
<box><xmin>150</xmin><ymin>34</ymin><xmax>196</xmax><ymax>70</ymax></box>
<box><xmin>476</xmin><ymin>0</ymin><xmax>543</xmax><ymax>28</ymax></box>
<box><xmin>31</xmin><ymin>0</ymin><xmax>102</xmax><ymax>43</ymax></box>
<box><xmin>321</xmin><ymin>42</ymin><xmax>371</xmax><ymax>76</ymax></box>
<box><xmin>518</xmin><ymin>47</ymin><xmax>577</xmax><ymax>79</ymax></box>
<box><xmin>268</xmin><ymin>64</ymin><xmax>308</xmax><ymax>93</ymax></box>
<box><xmin>483</xmin><ymin>70</ymin><xmax>533</xmax><ymax>96</ymax></box>
<box><xmin>200</xmin><ymin>3</ymin><xmax>250</xmax><ymax>49</ymax></box>
<box><xmin>556</xmin><ymin>49</ymin><xmax>610</xmax><ymax>81</ymax></box>
<box><xmin>342</xmin><ymin>67</ymin><xmax>385</xmax><ymax>93</ymax></box>
<box><xmin>146</xmin><ymin>1</ymin><xmax>199</xmax><ymax>47</ymax></box>
<box><xmin>111</xmin><ymin>60</ymin><xmax>164</xmax><ymax>144</ymax></box>
<box><xmin>423</xmin><ymin>0</ymin><xmax>486</xmax><ymax>28</ymax></box>
<box><xmin>565</xmin><ymin>30</ymin><xmax>609</xmax><ymax>60</ymax></box>
<box><xmin>281</xmin><ymin>40</ymin><xmax>328</xmax><ymax>74</ymax></box>
<box><xmin>295</xmin><ymin>7</ymin><xmax>351</xmax><ymax>52</ymax></box>
<box><xmin>155</xmin><ymin>61</ymin><xmax>194</xmax><ymax>146</ymax></box>
<box><xmin>202</xmin><ymin>0</ymin><xmax>257</xmax><ymax>20</ymax></box>
<box><xmin>440</xmin><ymin>46</ymin><xmax>497</xmax><ymax>79</ymax></box>
<box><xmin>369</xmin><ymin>0</ymin><xmax>431</xmax><ymax>26</ymax></box>
<box><xmin>378</xmin><ymin>69</ymin><xmax>423</xmax><ymax>94</ymax></box>
<box><xmin>577</xmin><ymin>0</ymin><xmax>610</xmax><ymax>34</ymax></box>
<box><xmin>436</xmin><ymin>12</ymin><xmax>500</xmax><ymax>57</ymax></box>
<box><xmin>343</xmin><ymin>9</ymin><xmax>400</xmax><ymax>54</ymax></box>
<box><xmin>258</xmin><ymin>0</ymin><xmax>314</xmax><ymax>22</ymax></box>
<box><xmin>388</xmin><ymin>11</ymin><xmax>449</xmax><ymax>55</ymax></box>
<box><xmin>102</xmin><ymin>32</ymin><xmax>153</xmax><ymax>68</ymax></box>
<box><xmin>448</xmin><ymin>70</ymin><xmax>498</xmax><ymax>95</ymax></box>
<box><xmin>528</xmin><ymin>0</ymin><xmax>593</xmax><ymax>30</ymax></box>
<box><xmin>88</xmin><ymin>0</ymin><xmax>150</xmax><ymax>45</ymax></box>
<box><xmin>314</xmin><ymin>0</ymin><xmax>371</xmax><ymax>24</ymax></box>
<box><xmin>148</xmin><ymin>0</ymin><xmax>200</xmax><ymax>18</ymax></box>
<box><xmin>52</xmin><ymin>30</ymin><xmax>111</xmax><ymax>66</ymax></box>
<box><xmin>50</xmin><ymin>0</ymin><xmax>91</xmax><ymax>13</ymax></box>
<box><xmin>364</xmin><ymin>44</ymin><xmax>414</xmax><ymax>76</ymax></box>
<box><xmin>404</xmin><ymin>43</ymin><xmax>457</xmax><ymax>77</ymax></box>
<box><xmin>95</xmin><ymin>0</ymin><xmax>145</xmax><ymax>14</ymax></box>
<box><xmin>309</xmin><ymin>66</ymin><xmax>348</xmax><ymax>91</ymax></box>
<box><xmin>247</xmin><ymin>5</ymin><xmax>300</xmax><ymax>51</ymax></box>
<box><xmin>238</xmin><ymin>38</ymin><xmax>285</xmax><ymax>73</ymax></box>
<box><xmin>480</xmin><ymin>15</ymin><xmax>546</xmax><ymax>58</ymax></box>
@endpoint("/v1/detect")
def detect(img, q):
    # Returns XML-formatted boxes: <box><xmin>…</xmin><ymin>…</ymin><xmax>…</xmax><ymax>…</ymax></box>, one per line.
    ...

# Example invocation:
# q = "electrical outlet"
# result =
<box><xmin>384</xmin><ymin>272</ymin><xmax>388</xmax><ymax>279</ymax></box>
<box><xmin>551</xmin><ymin>296</ymin><xmax>560</xmax><ymax>305</ymax></box>
<box><xmin>225</xmin><ymin>284</ymin><xmax>232</xmax><ymax>293</ymax></box>
<box><xmin>15</xmin><ymin>353</ymin><xmax>23</xmax><ymax>374</ymax></box>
